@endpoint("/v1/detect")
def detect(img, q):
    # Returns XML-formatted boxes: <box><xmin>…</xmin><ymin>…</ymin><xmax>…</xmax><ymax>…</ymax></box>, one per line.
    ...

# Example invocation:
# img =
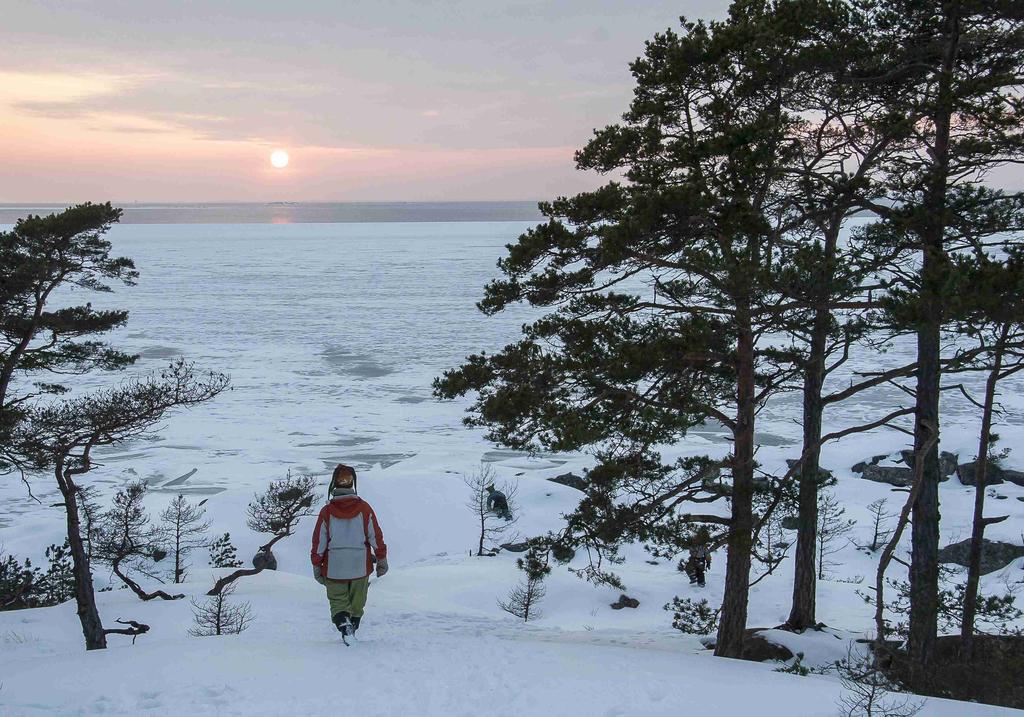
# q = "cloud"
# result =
<box><xmin>0</xmin><ymin>70</ymin><xmax>129</xmax><ymax>105</ymax></box>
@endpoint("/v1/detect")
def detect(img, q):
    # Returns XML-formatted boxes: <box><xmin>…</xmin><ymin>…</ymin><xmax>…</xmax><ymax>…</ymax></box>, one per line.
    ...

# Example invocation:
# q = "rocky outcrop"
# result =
<box><xmin>860</xmin><ymin>464</ymin><xmax>914</xmax><ymax>486</ymax></box>
<box><xmin>500</xmin><ymin>541</ymin><xmax>531</xmax><ymax>553</ymax></box>
<box><xmin>957</xmin><ymin>461</ymin><xmax>1024</xmax><ymax>488</ymax></box>
<box><xmin>610</xmin><ymin>594</ymin><xmax>640</xmax><ymax>610</ymax></box>
<box><xmin>853</xmin><ymin>450</ymin><xmax>958</xmax><ymax>486</ymax></box>
<box><xmin>252</xmin><ymin>548</ymin><xmax>277</xmax><ymax>571</ymax></box>
<box><xmin>937</xmin><ymin>538</ymin><xmax>1024</xmax><ymax>575</ymax></box>
<box><xmin>887</xmin><ymin>634</ymin><xmax>1024</xmax><ymax>708</ymax></box>
<box><xmin>898</xmin><ymin>449</ymin><xmax>958</xmax><ymax>479</ymax></box>
<box><xmin>702</xmin><ymin>629</ymin><xmax>794</xmax><ymax>662</ymax></box>
<box><xmin>548</xmin><ymin>472</ymin><xmax>588</xmax><ymax>492</ymax></box>
<box><xmin>851</xmin><ymin>454</ymin><xmax>890</xmax><ymax>474</ymax></box>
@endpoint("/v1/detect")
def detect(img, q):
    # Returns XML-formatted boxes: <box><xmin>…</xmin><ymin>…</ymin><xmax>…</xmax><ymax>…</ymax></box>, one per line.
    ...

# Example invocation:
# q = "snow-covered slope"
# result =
<box><xmin>0</xmin><ymin>567</ymin><xmax>1015</xmax><ymax>717</ymax></box>
<box><xmin>2</xmin><ymin>221</ymin><xmax>1023</xmax><ymax>716</ymax></box>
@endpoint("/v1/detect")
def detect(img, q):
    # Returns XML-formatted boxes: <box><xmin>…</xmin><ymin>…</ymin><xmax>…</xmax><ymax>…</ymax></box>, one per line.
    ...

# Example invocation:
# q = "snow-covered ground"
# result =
<box><xmin>2</xmin><ymin>221</ymin><xmax>1023</xmax><ymax>716</ymax></box>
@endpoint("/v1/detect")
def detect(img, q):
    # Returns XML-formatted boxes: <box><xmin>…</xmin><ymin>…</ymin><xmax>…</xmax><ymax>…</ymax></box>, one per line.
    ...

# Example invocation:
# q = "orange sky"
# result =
<box><xmin>0</xmin><ymin>70</ymin><xmax>594</xmax><ymax>202</ymax></box>
<box><xmin>1</xmin><ymin>2</ymin><xmax>731</xmax><ymax>202</ymax></box>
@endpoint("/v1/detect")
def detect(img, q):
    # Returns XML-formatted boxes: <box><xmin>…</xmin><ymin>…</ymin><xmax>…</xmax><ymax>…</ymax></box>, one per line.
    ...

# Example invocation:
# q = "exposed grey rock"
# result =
<box><xmin>859</xmin><ymin>464</ymin><xmax>914</xmax><ymax>487</ymax></box>
<box><xmin>610</xmin><ymin>594</ymin><xmax>640</xmax><ymax>610</ymax></box>
<box><xmin>781</xmin><ymin>515</ymin><xmax>800</xmax><ymax>531</ymax></box>
<box><xmin>500</xmin><ymin>541</ymin><xmax>531</xmax><ymax>553</ymax></box>
<box><xmin>937</xmin><ymin>538</ymin><xmax>1024</xmax><ymax>575</ymax></box>
<box><xmin>252</xmin><ymin>548</ymin><xmax>277</xmax><ymax>571</ymax></box>
<box><xmin>899</xmin><ymin>449</ymin><xmax>957</xmax><ymax>478</ymax></box>
<box><xmin>940</xmin><ymin>452</ymin><xmax>959</xmax><ymax>478</ymax></box>
<box><xmin>702</xmin><ymin>629</ymin><xmax>794</xmax><ymax>662</ymax></box>
<box><xmin>955</xmin><ymin>459</ymin><xmax>1024</xmax><ymax>487</ymax></box>
<box><xmin>548</xmin><ymin>472</ymin><xmax>588</xmax><ymax>492</ymax></box>
<box><xmin>742</xmin><ymin>633</ymin><xmax>794</xmax><ymax>662</ymax></box>
<box><xmin>852</xmin><ymin>454</ymin><xmax>890</xmax><ymax>474</ymax></box>
<box><xmin>853</xmin><ymin>450</ymin><xmax>955</xmax><ymax>484</ymax></box>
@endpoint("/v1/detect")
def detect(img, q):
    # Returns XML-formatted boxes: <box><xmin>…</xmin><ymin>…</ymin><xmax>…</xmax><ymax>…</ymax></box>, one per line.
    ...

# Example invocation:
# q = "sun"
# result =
<box><xmin>270</xmin><ymin>149</ymin><xmax>289</xmax><ymax>169</ymax></box>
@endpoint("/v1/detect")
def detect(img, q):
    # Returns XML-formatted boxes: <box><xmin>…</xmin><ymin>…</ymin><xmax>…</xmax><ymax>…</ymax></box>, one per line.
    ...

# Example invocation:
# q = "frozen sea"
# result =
<box><xmin>2</xmin><ymin>215</ymin><xmax>1023</xmax><ymax>555</ymax></box>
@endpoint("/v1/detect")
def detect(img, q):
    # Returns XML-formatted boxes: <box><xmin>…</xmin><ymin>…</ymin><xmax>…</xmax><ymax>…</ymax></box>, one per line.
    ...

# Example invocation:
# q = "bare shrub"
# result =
<box><xmin>189</xmin><ymin>582</ymin><xmax>254</xmax><ymax>636</ymax></box>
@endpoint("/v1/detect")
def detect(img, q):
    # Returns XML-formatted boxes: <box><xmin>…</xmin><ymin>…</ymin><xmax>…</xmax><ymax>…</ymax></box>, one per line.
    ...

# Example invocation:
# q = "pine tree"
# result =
<box><xmin>206</xmin><ymin>472</ymin><xmax>316</xmax><ymax>596</ymax></box>
<box><xmin>816</xmin><ymin>492</ymin><xmax>855</xmax><ymax>580</ymax></box>
<box><xmin>160</xmin><ymin>493</ymin><xmax>211</xmax><ymax>583</ymax></box>
<box><xmin>209</xmin><ymin>533</ymin><xmax>244</xmax><ymax>569</ymax></box>
<box><xmin>0</xmin><ymin>203</ymin><xmax>137</xmax><ymax>476</ymax></box>
<box><xmin>864</xmin><ymin>499</ymin><xmax>894</xmax><ymax>553</ymax></box>
<box><xmin>0</xmin><ymin>550</ymin><xmax>41</xmax><ymax>610</ymax></box>
<box><xmin>40</xmin><ymin>540</ymin><xmax>75</xmax><ymax>605</ymax></box>
<box><xmin>14</xmin><ymin>360</ymin><xmax>227</xmax><ymax>649</ymax></box>
<box><xmin>437</xmin><ymin>2</ymin><xmax>848</xmax><ymax>658</ymax></box>
<box><xmin>944</xmin><ymin>249</ymin><xmax>1024</xmax><ymax>654</ymax></box>
<box><xmin>93</xmin><ymin>481</ymin><xmax>184</xmax><ymax>601</ymax></box>
<box><xmin>850</xmin><ymin>1</ymin><xmax>1024</xmax><ymax>671</ymax></box>
<box><xmin>1</xmin><ymin>204</ymin><xmax>228</xmax><ymax>650</ymax></box>
<box><xmin>499</xmin><ymin>543</ymin><xmax>551</xmax><ymax>622</ymax></box>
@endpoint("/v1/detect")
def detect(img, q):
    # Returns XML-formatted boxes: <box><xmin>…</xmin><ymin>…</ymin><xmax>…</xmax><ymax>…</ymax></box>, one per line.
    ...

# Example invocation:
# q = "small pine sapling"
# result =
<box><xmin>499</xmin><ymin>542</ymin><xmax>550</xmax><ymax>622</ymax></box>
<box><xmin>209</xmin><ymin>533</ymin><xmax>243</xmax><ymax>568</ymax></box>
<box><xmin>860</xmin><ymin>567</ymin><xmax>1023</xmax><ymax>642</ymax></box>
<box><xmin>39</xmin><ymin>540</ymin><xmax>75</xmax><ymax>605</ymax></box>
<box><xmin>160</xmin><ymin>493</ymin><xmax>211</xmax><ymax>583</ymax></box>
<box><xmin>863</xmin><ymin>499</ymin><xmax>894</xmax><ymax>552</ymax></box>
<box><xmin>207</xmin><ymin>472</ymin><xmax>316</xmax><ymax>595</ymax></box>
<box><xmin>834</xmin><ymin>647</ymin><xmax>924</xmax><ymax>717</ymax></box>
<box><xmin>752</xmin><ymin>489</ymin><xmax>793</xmax><ymax>581</ymax></box>
<box><xmin>189</xmin><ymin>582</ymin><xmax>254</xmax><ymax>636</ymax></box>
<box><xmin>0</xmin><ymin>550</ymin><xmax>42</xmax><ymax>610</ymax></box>
<box><xmin>664</xmin><ymin>597</ymin><xmax>720</xmax><ymax>635</ymax></box>
<box><xmin>817</xmin><ymin>492</ymin><xmax>855</xmax><ymax>580</ymax></box>
<box><xmin>93</xmin><ymin>481</ymin><xmax>183</xmax><ymax>601</ymax></box>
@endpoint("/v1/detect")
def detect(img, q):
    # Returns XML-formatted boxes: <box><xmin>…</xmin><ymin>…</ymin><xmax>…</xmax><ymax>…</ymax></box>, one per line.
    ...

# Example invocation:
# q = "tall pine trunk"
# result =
<box><xmin>787</xmin><ymin>309</ymin><xmax>827</xmax><ymax>631</ymax></box>
<box><xmin>907</xmin><ymin>249</ymin><xmax>943</xmax><ymax>672</ymax></box>
<box><xmin>787</xmin><ymin>213</ymin><xmax>843</xmax><ymax>632</ymax></box>
<box><xmin>716</xmin><ymin>316</ymin><xmax>756</xmax><ymax>658</ymax></box>
<box><xmin>60</xmin><ymin>471</ymin><xmax>107</xmax><ymax>650</ymax></box>
<box><xmin>907</xmin><ymin>2</ymin><xmax>959</xmax><ymax>673</ymax></box>
<box><xmin>961</xmin><ymin>332</ymin><xmax>1006</xmax><ymax>653</ymax></box>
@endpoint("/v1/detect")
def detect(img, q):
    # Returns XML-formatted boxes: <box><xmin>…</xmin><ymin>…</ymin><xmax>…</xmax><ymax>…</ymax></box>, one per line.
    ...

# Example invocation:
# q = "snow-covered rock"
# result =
<box><xmin>937</xmin><ymin>538</ymin><xmax>1024</xmax><ymax>575</ymax></box>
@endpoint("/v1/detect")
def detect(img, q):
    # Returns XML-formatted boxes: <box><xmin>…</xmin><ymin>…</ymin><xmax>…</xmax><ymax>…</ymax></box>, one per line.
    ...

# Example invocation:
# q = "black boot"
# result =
<box><xmin>332</xmin><ymin>611</ymin><xmax>351</xmax><ymax>633</ymax></box>
<box><xmin>351</xmin><ymin>615</ymin><xmax>361</xmax><ymax>632</ymax></box>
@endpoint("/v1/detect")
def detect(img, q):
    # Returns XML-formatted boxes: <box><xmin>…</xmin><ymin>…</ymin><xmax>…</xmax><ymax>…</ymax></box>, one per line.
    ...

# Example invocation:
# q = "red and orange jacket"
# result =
<box><xmin>310</xmin><ymin>494</ymin><xmax>387</xmax><ymax>581</ymax></box>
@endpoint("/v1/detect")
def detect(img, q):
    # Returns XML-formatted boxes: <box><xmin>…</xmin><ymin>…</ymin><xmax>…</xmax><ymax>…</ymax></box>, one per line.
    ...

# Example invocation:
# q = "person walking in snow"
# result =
<box><xmin>684</xmin><ymin>527</ymin><xmax>713</xmax><ymax>588</ymax></box>
<box><xmin>486</xmin><ymin>483</ymin><xmax>512</xmax><ymax>521</ymax></box>
<box><xmin>311</xmin><ymin>463</ymin><xmax>388</xmax><ymax>639</ymax></box>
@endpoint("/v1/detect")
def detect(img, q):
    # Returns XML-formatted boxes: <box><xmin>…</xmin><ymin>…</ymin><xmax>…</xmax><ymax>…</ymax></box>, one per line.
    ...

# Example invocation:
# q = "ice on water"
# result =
<box><xmin>3</xmin><ymin>218</ymin><xmax>1023</xmax><ymax>541</ymax></box>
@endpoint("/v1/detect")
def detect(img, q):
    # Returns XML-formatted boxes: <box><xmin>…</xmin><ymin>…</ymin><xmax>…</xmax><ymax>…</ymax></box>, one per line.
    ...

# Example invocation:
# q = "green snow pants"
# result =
<box><xmin>325</xmin><ymin>576</ymin><xmax>369</xmax><ymax>618</ymax></box>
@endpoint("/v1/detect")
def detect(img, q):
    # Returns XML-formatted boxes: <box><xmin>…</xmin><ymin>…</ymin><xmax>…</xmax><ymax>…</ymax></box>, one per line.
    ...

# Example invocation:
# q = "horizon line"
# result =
<box><xmin>0</xmin><ymin>199</ymin><xmax>548</xmax><ymax>207</ymax></box>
